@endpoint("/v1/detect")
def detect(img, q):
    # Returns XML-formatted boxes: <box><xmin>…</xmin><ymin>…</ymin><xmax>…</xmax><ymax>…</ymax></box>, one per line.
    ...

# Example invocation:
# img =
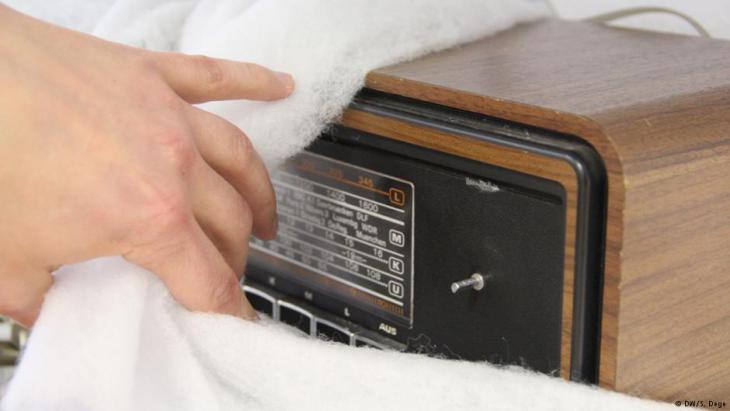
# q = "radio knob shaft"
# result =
<box><xmin>450</xmin><ymin>273</ymin><xmax>486</xmax><ymax>294</ymax></box>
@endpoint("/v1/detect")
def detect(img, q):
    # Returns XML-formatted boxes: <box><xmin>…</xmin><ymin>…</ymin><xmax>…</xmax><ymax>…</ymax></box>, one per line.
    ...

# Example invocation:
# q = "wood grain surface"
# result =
<box><xmin>353</xmin><ymin>19</ymin><xmax>730</xmax><ymax>401</ymax></box>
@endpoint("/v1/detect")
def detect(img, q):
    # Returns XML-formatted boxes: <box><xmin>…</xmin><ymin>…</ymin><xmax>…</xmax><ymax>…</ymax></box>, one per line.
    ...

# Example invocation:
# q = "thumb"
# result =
<box><xmin>149</xmin><ymin>51</ymin><xmax>295</xmax><ymax>104</ymax></box>
<box><xmin>125</xmin><ymin>212</ymin><xmax>257</xmax><ymax>320</ymax></box>
<box><xmin>0</xmin><ymin>267</ymin><xmax>52</xmax><ymax>328</ymax></box>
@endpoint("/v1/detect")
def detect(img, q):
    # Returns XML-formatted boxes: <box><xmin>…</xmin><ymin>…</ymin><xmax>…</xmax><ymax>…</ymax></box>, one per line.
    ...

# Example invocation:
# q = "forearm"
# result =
<box><xmin>0</xmin><ymin>4</ymin><xmax>39</xmax><ymax>55</ymax></box>
<box><xmin>0</xmin><ymin>4</ymin><xmax>25</xmax><ymax>34</ymax></box>
<box><xmin>0</xmin><ymin>4</ymin><xmax>16</xmax><ymax>42</ymax></box>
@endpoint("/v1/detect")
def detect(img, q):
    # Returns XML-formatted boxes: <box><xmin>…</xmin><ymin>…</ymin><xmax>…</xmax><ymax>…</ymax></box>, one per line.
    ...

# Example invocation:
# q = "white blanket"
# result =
<box><xmin>2</xmin><ymin>1</ymin><xmax>675</xmax><ymax>410</ymax></box>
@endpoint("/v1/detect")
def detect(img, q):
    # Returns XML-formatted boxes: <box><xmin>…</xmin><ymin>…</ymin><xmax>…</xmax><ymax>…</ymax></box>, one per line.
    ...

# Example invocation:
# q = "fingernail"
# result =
<box><xmin>272</xmin><ymin>215</ymin><xmax>279</xmax><ymax>237</ymax></box>
<box><xmin>239</xmin><ymin>294</ymin><xmax>259</xmax><ymax>321</ymax></box>
<box><xmin>275</xmin><ymin>71</ymin><xmax>295</xmax><ymax>94</ymax></box>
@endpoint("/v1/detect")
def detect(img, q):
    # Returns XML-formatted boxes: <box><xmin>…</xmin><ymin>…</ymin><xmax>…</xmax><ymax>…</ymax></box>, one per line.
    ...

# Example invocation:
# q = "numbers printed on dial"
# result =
<box><xmin>250</xmin><ymin>151</ymin><xmax>414</xmax><ymax>323</ymax></box>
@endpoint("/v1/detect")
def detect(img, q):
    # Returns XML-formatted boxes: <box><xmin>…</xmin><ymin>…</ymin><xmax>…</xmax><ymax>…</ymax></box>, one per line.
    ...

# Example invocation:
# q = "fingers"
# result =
<box><xmin>186</xmin><ymin>106</ymin><xmax>278</xmax><ymax>240</ymax></box>
<box><xmin>189</xmin><ymin>160</ymin><xmax>253</xmax><ymax>277</ymax></box>
<box><xmin>124</xmin><ymin>207</ymin><xmax>257</xmax><ymax>320</ymax></box>
<box><xmin>122</xmin><ymin>136</ymin><xmax>257</xmax><ymax>319</ymax></box>
<box><xmin>0</xmin><ymin>267</ymin><xmax>52</xmax><ymax>328</ymax></box>
<box><xmin>149</xmin><ymin>51</ymin><xmax>294</xmax><ymax>104</ymax></box>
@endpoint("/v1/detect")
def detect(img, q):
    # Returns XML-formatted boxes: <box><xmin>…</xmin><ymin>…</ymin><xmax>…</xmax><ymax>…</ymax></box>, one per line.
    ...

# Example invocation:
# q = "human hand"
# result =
<box><xmin>0</xmin><ymin>5</ymin><xmax>293</xmax><ymax>326</ymax></box>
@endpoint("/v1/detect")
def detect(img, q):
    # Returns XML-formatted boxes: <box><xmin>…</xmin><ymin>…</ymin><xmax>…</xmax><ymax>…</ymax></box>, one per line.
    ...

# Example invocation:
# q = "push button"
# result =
<box><xmin>353</xmin><ymin>330</ymin><xmax>406</xmax><ymax>351</ymax></box>
<box><xmin>278</xmin><ymin>301</ymin><xmax>314</xmax><ymax>336</ymax></box>
<box><xmin>242</xmin><ymin>285</ymin><xmax>277</xmax><ymax>319</ymax></box>
<box><xmin>354</xmin><ymin>337</ymin><xmax>384</xmax><ymax>350</ymax></box>
<box><xmin>315</xmin><ymin>319</ymin><xmax>353</xmax><ymax>345</ymax></box>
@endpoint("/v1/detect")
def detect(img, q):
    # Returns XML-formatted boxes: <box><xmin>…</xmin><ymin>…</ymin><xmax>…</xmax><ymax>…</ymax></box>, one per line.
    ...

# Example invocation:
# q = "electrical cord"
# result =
<box><xmin>583</xmin><ymin>6</ymin><xmax>711</xmax><ymax>38</ymax></box>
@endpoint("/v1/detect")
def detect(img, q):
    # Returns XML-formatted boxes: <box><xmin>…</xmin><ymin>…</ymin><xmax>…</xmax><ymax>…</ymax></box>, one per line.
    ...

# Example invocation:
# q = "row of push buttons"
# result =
<box><xmin>242</xmin><ymin>283</ymin><xmax>403</xmax><ymax>351</ymax></box>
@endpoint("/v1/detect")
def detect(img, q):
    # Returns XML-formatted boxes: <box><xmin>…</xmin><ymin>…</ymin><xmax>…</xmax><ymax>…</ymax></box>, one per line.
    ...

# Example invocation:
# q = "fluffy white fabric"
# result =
<box><xmin>0</xmin><ymin>0</ymin><xmax>692</xmax><ymax>410</ymax></box>
<box><xmin>88</xmin><ymin>0</ymin><xmax>551</xmax><ymax>168</ymax></box>
<box><xmin>4</xmin><ymin>259</ymin><xmax>673</xmax><ymax>411</ymax></box>
<box><xmin>5</xmin><ymin>257</ymin><xmax>672</xmax><ymax>410</ymax></box>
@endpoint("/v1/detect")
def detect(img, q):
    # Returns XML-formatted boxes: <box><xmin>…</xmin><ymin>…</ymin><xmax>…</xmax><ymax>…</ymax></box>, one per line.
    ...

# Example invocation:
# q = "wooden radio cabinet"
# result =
<box><xmin>339</xmin><ymin>19</ymin><xmax>730</xmax><ymax>401</ymax></box>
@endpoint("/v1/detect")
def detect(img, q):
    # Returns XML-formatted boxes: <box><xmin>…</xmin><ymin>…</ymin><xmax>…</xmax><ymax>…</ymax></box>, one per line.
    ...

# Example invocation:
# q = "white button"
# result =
<box><xmin>388</xmin><ymin>281</ymin><xmax>404</xmax><ymax>298</ymax></box>
<box><xmin>388</xmin><ymin>257</ymin><xmax>404</xmax><ymax>274</ymax></box>
<box><xmin>388</xmin><ymin>229</ymin><xmax>405</xmax><ymax>247</ymax></box>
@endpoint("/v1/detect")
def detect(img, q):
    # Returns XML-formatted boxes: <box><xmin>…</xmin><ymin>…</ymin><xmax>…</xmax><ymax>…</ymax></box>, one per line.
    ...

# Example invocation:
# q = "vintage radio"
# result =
<box><xmin>242</xmin><ymin>20</ymin><xmax>730</xmax><ymax>401</ymax></box>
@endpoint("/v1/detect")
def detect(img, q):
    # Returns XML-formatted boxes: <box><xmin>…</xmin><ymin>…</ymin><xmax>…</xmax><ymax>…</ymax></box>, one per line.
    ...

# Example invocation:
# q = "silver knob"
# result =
<box><xmin>450</xmin><ymin>273</ymin><xmax>486</xmax><ymax>294</ymax></box>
